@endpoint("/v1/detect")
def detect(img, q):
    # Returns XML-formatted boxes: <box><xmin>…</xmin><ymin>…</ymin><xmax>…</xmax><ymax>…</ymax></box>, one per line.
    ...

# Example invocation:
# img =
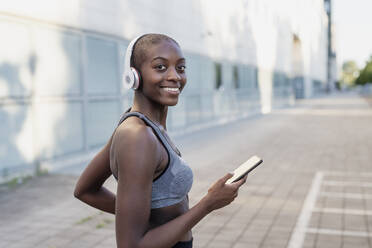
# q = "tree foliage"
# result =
<box><xmin>341</xmin><ymin>60</ymin><xmax>359</xmax><ymax>86</ymax></box>
<box><xmin>355</xmin><ymin>56</ymin><xmax>372</xmax><ymax>85</ymax></box>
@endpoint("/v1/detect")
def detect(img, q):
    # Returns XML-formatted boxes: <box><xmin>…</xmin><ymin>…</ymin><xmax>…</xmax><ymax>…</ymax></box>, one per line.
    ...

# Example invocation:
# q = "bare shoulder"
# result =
<box><xmin>113</xmin><ymin>117</ymin><xmax>157</xmax><ymax>149</ymax></box>
<box><xmin>111</xmin><ymin>117</ymin><xmax>160</xmax><ymax>177</ymax></box>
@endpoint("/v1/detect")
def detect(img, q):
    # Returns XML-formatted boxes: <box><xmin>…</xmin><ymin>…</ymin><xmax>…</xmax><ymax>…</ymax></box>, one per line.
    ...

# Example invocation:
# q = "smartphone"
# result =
<box><xmin>225</xmin><ymin>155</ymin><xmax>263</xmax><ymax>184</ymax></box>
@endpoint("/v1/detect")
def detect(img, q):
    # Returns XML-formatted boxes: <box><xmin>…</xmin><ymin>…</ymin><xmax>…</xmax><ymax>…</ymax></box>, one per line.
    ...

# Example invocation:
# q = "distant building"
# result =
<box><xmin>324</xmin><ymin>0</ymin><xmax>337</xmax><ymax>91</ymax></box>
<box><xmin>0</xmin><ymin>0</ymin><xmax>329</xmax><ymax>181</ymax></box>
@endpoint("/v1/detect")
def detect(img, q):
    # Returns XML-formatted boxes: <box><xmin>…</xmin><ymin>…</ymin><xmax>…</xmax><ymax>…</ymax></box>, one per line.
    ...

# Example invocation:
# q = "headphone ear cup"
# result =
<box><xmin>123</xmin><ymin>35</ymin><xmax>142</xmax><ymax>90</ymax></box>
<box><xmin>131</xmin><ymin>67</ymin><xmax>141</xmax><ymax>90</ymax></box>
<box><xmin>123</xmin><ymin>69</ymin><xmax>135</xmax><ymax>89</ymax></box>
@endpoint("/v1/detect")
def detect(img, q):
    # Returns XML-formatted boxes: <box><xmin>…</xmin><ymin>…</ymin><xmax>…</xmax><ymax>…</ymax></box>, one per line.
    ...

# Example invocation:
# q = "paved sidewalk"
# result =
<box><xmin>1</xmin><ymin>92</ymin><xmax>372</xmax><ymax>248</ymax></box>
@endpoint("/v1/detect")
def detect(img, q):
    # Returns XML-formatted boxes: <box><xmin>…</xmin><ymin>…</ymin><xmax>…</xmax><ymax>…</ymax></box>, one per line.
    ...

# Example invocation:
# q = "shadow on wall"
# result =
<box><xmin>34</xmin><ymin>29</ymin><xmax>83</xmax><ymax>163</ymax></box>
<box><xmin>0</xmin><ymin>19</ymin><xmax>86</xmax><ymax>182</ymax></box>
<box><xmin>0</xmin><ymin>61</ymin><xmax>29</xmax><ymax>181</ymax></box>
<box><xmin>1</xmin><ymin>9</ymin><xmax>141</xmax><ymax>179</ymax></box>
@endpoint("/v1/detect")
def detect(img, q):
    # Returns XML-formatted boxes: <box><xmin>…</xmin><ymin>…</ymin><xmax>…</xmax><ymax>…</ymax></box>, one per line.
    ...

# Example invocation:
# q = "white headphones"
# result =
<box><xmin>123</xmin><ymin>35</ymin><xmax>143</xmax><ymax>90</ymax></box>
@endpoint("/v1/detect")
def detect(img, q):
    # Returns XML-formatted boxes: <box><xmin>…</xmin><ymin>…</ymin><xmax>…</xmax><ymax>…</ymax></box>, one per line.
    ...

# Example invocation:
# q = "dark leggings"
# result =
<box><xmin>172</xmin><ymin>238</ymin><xmax>193</xmax><ymax>248</ymax></box>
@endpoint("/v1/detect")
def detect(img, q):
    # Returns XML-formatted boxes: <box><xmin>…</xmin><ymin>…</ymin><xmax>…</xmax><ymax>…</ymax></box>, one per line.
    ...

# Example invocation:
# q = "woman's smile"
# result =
<box><xmin>160</xmin><ymin>82</ymin><xmax>182</xmax><ymax>95</ymax></box>
<box><xmin>161</xmin><ymin>87</ymin><xmax>180</xmax><ymax>94</ymax></box>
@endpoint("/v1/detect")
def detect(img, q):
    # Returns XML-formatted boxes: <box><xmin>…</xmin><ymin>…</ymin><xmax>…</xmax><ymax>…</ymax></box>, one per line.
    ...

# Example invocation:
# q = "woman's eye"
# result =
<box><xmin>155</xmin><ymin>65</ymin><xmax>166</xmax><ymax>71</ymax></box>
<box><xmin>178</xmin><ymin>65</ymin><xmax>186</xmax><ymax>72</ymax></box>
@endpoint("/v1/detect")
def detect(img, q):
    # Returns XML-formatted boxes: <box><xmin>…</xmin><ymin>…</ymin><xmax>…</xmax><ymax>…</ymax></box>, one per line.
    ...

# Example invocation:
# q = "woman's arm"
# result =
<box><xmin>73</xmin><ymin>134</ymin><xmax>116</xmax><ymax>214</ymax></box>
<box><xmin>113</xmin><ymin>123</ymin><xmax>247</xmax><ymax>248</ymax></box>
<box><xmin>136</xmin><ymin>173</ymin><xmax>245</xmax><ymax>248</ymax></box>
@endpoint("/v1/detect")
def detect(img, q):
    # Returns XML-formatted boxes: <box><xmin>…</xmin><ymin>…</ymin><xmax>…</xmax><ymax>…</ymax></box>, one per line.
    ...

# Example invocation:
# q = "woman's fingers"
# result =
<box><xmin>230</xmin><ymin>174</ymin><xmax>248</xmax><ymax>189</ymax></box>
<box><xmin>219</xmin><ymin>173</ymin><xmax>233</xmax><ymax>184</ymax></box>
<box><xmin>204</xmin><ymin>172</ymin><xmax>249</xmax><ymax>211</ymax></box>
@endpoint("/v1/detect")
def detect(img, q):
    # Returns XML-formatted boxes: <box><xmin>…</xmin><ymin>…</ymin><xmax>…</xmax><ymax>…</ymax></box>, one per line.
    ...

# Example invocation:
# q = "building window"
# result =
<box><xmin>233</xmin><ymin>65</ymin><xmax>239</xmax><ymax>89</ymax></box>
<box><xmin>85</xmin><ymin>36</ymin><xmax>119</xmax><ymax>95</ymax></box>
<box><xmin>214</xmin><ymin>62</ymin><xmax>222</xmax><ymax>89</ymax></box>
<box><xmin>254</xmin><ymin>67</ymin><xmax>258</xmax><ymax>88</ymax></box>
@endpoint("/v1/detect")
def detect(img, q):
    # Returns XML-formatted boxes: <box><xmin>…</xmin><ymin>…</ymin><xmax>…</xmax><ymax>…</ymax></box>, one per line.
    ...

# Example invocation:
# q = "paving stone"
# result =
<box><xmin>315</xmin><ymin>233</ymin><xmax>342</xmax><ymax>248</ymax></box>
<box><xmin>342</xmin><ymin>236</ymin><xmax>370</xmax><ymax>248</ymax></box>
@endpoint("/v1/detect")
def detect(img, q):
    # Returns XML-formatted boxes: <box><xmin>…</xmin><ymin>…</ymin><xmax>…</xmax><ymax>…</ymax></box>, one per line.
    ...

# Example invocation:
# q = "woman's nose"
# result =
<box><xmin>167</xmin><ymin>67</ymin><xmax>181</xmax><ymax>81</ymax></box>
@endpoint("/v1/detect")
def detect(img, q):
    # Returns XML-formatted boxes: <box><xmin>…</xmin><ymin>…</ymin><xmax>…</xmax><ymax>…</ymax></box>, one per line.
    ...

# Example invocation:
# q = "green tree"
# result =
<box><xmin>341</xmin><ymin>60</ymin><xmax>359</xmax><ymax>87</ymax></box>
<box><xmin>355</xmin><ymin>56</ymin><xmax>372</xmax><ymax>85</ymax></box>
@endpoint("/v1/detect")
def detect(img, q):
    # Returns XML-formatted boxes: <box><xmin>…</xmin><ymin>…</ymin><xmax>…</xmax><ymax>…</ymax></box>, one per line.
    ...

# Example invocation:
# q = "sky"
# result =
<box><xmin>333</xmin><ymin>0</ymin><xmax>372</xmax><ymax>68</ymax></box>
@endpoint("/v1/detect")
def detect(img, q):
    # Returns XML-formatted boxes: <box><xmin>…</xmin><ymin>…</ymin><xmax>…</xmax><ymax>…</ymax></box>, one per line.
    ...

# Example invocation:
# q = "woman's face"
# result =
<box><xmin>139</xmin><ymin>40</ymin><xmax>187</xmax><ymax>106</ymax></box>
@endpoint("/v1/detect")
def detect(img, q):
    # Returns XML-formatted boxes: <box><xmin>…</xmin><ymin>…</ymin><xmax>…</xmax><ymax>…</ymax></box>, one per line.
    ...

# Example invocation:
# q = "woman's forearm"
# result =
<box><xmin>136</xmin><ymin>197</ymin><xmax>211</xmax><ymax>248</ymax></box>
<box><xmin>76</xmin><ymin>187</ymin><xmax>116</xmax><ymax>214</ymax></box>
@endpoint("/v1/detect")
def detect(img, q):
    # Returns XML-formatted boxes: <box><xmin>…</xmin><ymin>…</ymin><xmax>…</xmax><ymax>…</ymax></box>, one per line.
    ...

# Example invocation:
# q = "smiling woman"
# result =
<box><xmin>133</xmin><ymin>35</ymin><xmax>186</xmax><ymax>107</ymax></box>
<box><xmin>73</xmin><ymin>33</ymin><xmax>247</xmax><ymax>248</ymax></box>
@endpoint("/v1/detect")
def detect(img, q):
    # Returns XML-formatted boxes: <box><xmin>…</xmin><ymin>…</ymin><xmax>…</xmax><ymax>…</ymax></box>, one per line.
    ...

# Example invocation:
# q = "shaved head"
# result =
<box><xmin>130</xmin><ymin>33</ymin><xmax>180</xmax><ymax>71</ymax></box>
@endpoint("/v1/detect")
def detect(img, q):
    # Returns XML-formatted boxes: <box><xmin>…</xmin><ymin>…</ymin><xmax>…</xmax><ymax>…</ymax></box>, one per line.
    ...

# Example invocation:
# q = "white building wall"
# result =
<box><xmin>0</xmin><ymin>0</ymin><xmax>328</xmax><ymax>181</ymax></box>
<box><xmin>1</xmin><ymin>0</ymin><xmax>327</xmax><ymax>75</ymax></box>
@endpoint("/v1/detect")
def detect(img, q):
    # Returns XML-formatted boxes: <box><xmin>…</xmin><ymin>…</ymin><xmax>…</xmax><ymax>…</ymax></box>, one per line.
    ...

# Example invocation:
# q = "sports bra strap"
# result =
<box><xmin>117</xmin><ymin>111</ymin><xmax>173</xmax><ymax>153</ymax></box>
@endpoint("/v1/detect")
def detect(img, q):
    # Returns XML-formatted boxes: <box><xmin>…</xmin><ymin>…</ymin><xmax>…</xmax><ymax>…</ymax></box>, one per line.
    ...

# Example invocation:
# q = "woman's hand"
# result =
<box><xmin>202</xmin><ymin>173</ymin><xmax>247</xmax><ymax>212</ymax></box>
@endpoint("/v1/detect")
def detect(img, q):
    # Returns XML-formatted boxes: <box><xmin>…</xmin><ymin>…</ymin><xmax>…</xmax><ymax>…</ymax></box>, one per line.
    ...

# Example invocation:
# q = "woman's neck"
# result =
<box><xmin>131</xmin><ymin>92</ymin><xmax>168</xmax><ymax>129</ymax></box>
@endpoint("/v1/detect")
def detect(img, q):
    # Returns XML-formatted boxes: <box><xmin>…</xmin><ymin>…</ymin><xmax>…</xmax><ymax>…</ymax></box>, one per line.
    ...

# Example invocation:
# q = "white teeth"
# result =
<box><xmin>163</xmin><ymin>87</ymin><xmax>180</xmax><ymax>93</ymax></box>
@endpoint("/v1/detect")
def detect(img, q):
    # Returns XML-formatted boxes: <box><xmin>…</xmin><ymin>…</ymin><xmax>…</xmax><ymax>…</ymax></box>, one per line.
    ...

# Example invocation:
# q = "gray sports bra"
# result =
<box><xmin>111</xmin><ymin>111</ymin><xmax>194</xmax><ymax>209</ymax></box>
